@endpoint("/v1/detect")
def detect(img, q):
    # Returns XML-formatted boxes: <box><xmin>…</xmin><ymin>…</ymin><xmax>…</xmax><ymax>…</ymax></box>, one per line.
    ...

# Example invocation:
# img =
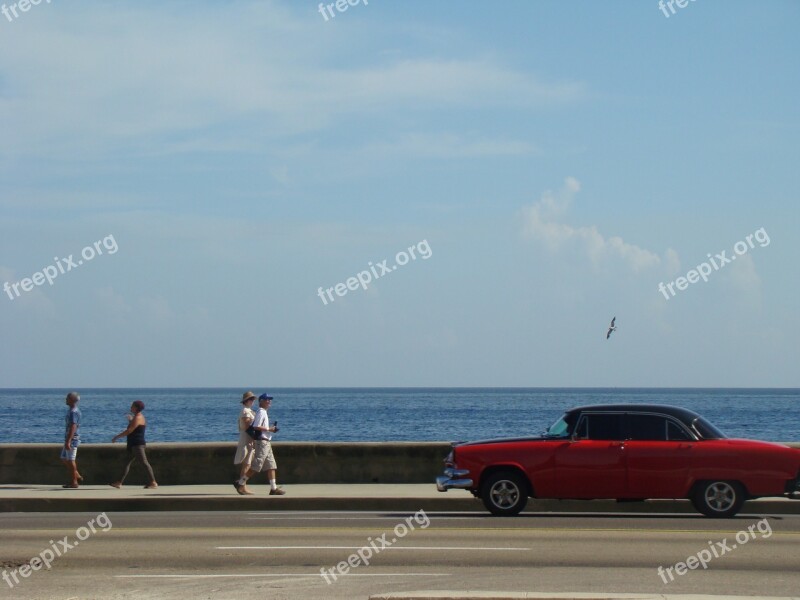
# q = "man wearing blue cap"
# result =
<box><xmin>234</xmin><ymin>393</ymin><xmax>285</xmax><ymax>495</ymax></box>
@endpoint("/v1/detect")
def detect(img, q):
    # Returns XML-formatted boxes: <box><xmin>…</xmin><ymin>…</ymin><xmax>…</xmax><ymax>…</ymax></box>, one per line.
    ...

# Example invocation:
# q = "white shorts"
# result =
<box><xmin>60</xmin><ymin>446</ymin><xmax>78</xmax><ymax>461</ymax></box>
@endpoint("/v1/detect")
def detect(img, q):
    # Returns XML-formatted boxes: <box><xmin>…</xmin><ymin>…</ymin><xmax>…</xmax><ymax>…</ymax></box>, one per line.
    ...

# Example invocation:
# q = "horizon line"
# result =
<box><xmin>1</xmin><ymin>386</ymin><xmax>798</xmax><ymax>391</ymax></box>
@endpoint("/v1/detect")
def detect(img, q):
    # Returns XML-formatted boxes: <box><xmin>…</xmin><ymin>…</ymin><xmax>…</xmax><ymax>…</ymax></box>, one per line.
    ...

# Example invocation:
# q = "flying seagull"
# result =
<box><xmin>606</xmin><ymin>317</ymin><xmax>617</xmax><ymax>340</ymax></box>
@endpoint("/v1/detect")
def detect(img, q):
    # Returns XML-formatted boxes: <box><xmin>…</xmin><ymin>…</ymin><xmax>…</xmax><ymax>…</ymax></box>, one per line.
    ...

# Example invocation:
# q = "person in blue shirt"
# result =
<box><xmin>61</xmin><ymin>391</ymin><xmax>83</xmax><ymax>488</ymax></box>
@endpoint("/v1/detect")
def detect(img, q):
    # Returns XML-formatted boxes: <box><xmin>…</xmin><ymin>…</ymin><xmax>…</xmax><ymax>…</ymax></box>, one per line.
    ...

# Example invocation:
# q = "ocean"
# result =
<box><xmin>0</xmin><ymin>388</ymin><xmax>797</xmax><ymax>445</ymax></box>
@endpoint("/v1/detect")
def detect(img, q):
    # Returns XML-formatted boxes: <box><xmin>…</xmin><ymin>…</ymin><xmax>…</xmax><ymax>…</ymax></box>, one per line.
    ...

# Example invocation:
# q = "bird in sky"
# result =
<box><xmin>606</xmin><ymin>317</ymin><xmax>617</xmax><ymax>340</ymax></box>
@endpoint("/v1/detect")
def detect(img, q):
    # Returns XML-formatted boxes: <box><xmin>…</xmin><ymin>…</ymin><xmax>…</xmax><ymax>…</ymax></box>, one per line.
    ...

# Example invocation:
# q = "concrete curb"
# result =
<box><xmin>1</xmin><ymin>493</ymin><xmax>798</xmax><ymax>514</ymax></box>
<box><xmin>0</xmin><ymin>496</ymin><xmax>481</xmax><ymax>513</ymax></box>
<box><xmin>367</xmin><ymin>593</ymin><xmax>800</xmax><ymax>600</ymax></box>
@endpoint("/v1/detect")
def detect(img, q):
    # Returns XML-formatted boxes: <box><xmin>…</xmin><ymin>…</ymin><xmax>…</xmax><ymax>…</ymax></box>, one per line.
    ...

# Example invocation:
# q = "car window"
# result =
<box><xmin>545</xmin><ymin>413</ymin><xmax>577</xmax><ymax>438</ymax></box>
<box><xmin>545</xmin><ymin>416</ymin><xmax>569</xmax><ymax>437</ymax></box>
<box><xmin>667</xmin><ymin>421</ymin><xmax>693</xmax><ymax>441</ymax></box>
<box><xmin>626</xmin><ymin>414</ymin><xmax>693</xmax><ymax>441</ymax></box>
<box><xmin>581</xmin><ymin>413</ymin><xmax>624</xmax><ymax>441</ymax></box>
<box><xmin>627</xmin><ymin>414</ymin><xmax>670</xmax><ymax>441</ymax></box>
<box><xmin>574</xmin><ymin>416</ymin><xmax>588</xmax><ymax>439</ymax></box>
<box><xmin>692</xmin><ymin>417</ymin><xmax>727</xmax><ymax>440</ymax></box>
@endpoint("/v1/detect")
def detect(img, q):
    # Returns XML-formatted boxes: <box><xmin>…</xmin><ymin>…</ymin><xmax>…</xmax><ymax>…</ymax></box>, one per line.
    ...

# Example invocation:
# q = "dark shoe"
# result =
<box><xmin>109</xmin><ymin>482</ymin><xmax>122</xmax><ymax>489</ymax></box>
<box><xmin>144</xmin><ymin>482</ymin><xmax>158</xmax><ymax>489</ymax></box>
<box><xmin>269</xmin><ymin>487</ymin><xmax>286</xmax><ymax>496</ymax></box>
<box><xmin>233</xmin><ymin>481</ymin><xmax>245</xmax><ymax>495</ymax></box>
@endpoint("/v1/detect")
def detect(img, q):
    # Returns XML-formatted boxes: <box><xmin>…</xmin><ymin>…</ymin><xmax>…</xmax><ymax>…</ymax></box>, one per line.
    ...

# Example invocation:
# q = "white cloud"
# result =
<box><xmin>269</xmin><ymin>165</ymin><xmax>290</xmax><ymax>185</ymax></box>
<box><xmin>363</xmin><ymin>132</ymin><xmax>539</xmax><ymax>159</ymax></box>
<box><xmin>721</xmin><ymin>253</ymin><xmax>762</xmax><ymax>303</ymax></box>
<box><xmin>522</xmin><ymin>177</ymin><xmax>678</xmax><ymax>273</ymax></box>
<box><xmin>664</xmin><ymin>248</ymin><xmax>681</xmax><ymax>276</ymax></box>
<box><xmin>0</xmin><ymin>2</ymin><xmax>585</xmax><ymax>160</ymax></box>
<box><xmin>139</xmin><ymin>296</ymin><xmax>174</xmax><ymax>322</ymax></box>
<box><xmin>0</xmin><ymin>264</ymin><xmax>56</xmax><ymax>317</ymax></box>
<box><xmin>94</xmin><ymin>286</ymin><xmax>132</xmax><ymax>317</ymax></box>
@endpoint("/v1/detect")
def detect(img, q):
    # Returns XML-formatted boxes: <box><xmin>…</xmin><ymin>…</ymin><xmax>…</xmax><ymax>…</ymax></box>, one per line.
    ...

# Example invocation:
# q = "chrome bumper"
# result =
<box><xmin>436</xmin><ymin>468</ymin><xmax>473</xmax><ymax>492</ymax></box>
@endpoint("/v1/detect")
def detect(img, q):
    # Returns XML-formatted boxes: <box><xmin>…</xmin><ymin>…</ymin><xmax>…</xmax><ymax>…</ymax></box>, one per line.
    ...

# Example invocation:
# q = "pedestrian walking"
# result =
<box><xmin>110</xmin><ymin>400</ymin><xmax>158</xmax><ymax>489</ymax></box>
<box><xmin>60</xmin><ymin>391</ymin><xmax>83</xmax><ymax>488</ymax></box>
<box><xmin>234</xmin><ymin>391</ymin><xmax>257</xmax><ymax>495</ymax></box>
<box><xmin>234</xmin><ymin>393</ymin><xmax>285</xmax><ymax>495</ymax></box>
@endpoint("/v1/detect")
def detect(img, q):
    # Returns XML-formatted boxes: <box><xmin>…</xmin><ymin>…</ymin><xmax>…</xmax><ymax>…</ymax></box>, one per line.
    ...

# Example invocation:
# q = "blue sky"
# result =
<box><xmin>0</xmin><ymin>0</ymin><xmax>798</xmax><ymax>387</ymax></box>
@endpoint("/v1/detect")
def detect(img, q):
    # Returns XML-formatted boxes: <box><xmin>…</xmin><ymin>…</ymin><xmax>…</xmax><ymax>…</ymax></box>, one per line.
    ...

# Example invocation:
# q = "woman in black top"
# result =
<box><xmin>110</xmin><ymin>400</ymin><xmax>158</xmax><ymax>489</ymax></box>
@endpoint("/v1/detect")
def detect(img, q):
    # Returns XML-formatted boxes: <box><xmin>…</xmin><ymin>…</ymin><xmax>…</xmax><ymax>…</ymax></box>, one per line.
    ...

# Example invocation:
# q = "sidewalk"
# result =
<box><xmin>1</xmin><ymin>484</ymin><xmax>799</xmax><ymax>513</ymax></box>
<box><xmin>368</xmin><ymin>594</ymin><xmax>800</xmax><ymax>600</ymax></box>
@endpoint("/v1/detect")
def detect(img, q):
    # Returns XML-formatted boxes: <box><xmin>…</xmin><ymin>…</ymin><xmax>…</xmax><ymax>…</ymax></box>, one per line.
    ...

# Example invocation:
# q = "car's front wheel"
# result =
<box><xmin>691</xmin><ymin>480</ymin><xmax>746</xmax><ymax>518</ymax></box>
<box><xmin>481</xmin><ymin>471</ymin><xmax>529</xmax><ymax>516</ymax></box>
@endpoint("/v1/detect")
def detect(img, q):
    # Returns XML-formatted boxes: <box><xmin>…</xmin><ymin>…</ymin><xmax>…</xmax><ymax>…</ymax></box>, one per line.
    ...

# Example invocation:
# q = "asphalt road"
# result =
<box><xmin>1</xmin><ymin>510</ymin><xmax>799</xmax><ymax>599</ymax></box>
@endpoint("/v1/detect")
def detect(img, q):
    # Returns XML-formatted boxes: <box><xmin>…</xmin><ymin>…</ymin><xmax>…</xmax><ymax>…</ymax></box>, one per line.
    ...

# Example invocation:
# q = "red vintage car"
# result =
<box><xmin>436</xmin><ymin>404</ymin><xmax>800</xmax><ymax>517</ymax></box>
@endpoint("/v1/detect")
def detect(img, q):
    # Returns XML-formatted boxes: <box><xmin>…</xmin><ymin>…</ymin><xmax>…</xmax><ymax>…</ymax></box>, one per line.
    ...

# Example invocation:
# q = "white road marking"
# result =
<box><xmin>247</xmin><ymin>516</ymin><xmax>437</xmax><ymax>521</ymax></box>
<box><xmin>216</xmin><ymin>546</ymin><xmax>528</xmax><ymax>551</ymax></box>
<box><xmin>245</xmin><ymin>511</ymin><xmax>445</xmax><ymax>516</ymax></box>
<box><xmin>247</xmin><ymin>511</ymin><xmax>393</xmax><ymax>514</ymax></box>
<box><xmin>115</xmin><ymin>573</ymin><xmax>450</xmax><ymax>579</ymax></box>
<box><xmin>244</xmin><ymin>511</ymin><xmax>473</xmax><ymax>515</ymax></box>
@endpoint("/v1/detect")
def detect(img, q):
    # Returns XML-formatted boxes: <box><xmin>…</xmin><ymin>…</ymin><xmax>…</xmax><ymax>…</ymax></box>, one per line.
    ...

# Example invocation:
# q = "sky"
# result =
<box><xmin>0</xmin><ymin>0</ymin><xmax>798</xmax><ymax>387</ymax></box>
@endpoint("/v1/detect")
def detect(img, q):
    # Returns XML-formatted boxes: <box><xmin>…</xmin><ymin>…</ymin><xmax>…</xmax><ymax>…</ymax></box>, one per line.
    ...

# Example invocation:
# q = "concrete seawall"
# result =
<box><xmin>2</xmin><ymin>442</ymin><xmax>798</xmax><ymax>486</ymax></box>
<box><xmin>0</xmin><ymin>443</ymin><xmax>452</xmax><ymax>485</ymax></box>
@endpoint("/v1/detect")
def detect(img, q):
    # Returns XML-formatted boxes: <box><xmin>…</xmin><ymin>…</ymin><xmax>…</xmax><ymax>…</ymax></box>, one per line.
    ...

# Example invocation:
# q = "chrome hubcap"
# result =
<box><xmin>705</xmin><ymin>482</ymin><xmax>736</xmax><ymax>511</ymax></box>
<box><xmin>490</xmin><ymin>480</ymin><xmax>520</xmax><ymax>509</ymax></box>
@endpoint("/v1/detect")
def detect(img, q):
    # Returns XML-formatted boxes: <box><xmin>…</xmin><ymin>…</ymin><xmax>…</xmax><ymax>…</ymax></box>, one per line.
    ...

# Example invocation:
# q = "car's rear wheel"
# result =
<box><xmin>481</xmin><ymin>471</ymin><xmax>528</xmax><ymax>516</ymax></box>
<box><xmin>691</xmin><ymin>480</ymin><xmax>746</xmax><ymax>518</ymax></box>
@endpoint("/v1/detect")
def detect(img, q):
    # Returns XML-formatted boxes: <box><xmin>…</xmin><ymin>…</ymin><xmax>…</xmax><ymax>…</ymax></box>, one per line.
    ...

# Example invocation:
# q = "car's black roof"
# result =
<box><xmin>566</xmin><ymin>404</ymin><xmax>702</xmax><ymax>426</ymax></box>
